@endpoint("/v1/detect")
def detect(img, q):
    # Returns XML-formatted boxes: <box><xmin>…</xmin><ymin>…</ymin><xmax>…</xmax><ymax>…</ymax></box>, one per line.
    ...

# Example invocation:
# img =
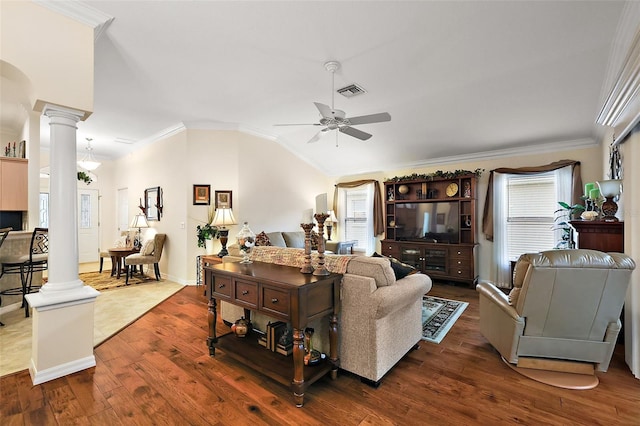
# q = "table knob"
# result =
<box><xmin>218</xmin><ymin>284</ymin><xmax>225</xmax><ymax>289</ymax></box>
<box><xmin>271</xmin><ymin>298</ymin><xmax>278</xmax><ymax>303</ymax></box>
<box><xmin>242</xmin><ymin>290</ymin><xmax>249</xmax><ymax>295</ymax></box>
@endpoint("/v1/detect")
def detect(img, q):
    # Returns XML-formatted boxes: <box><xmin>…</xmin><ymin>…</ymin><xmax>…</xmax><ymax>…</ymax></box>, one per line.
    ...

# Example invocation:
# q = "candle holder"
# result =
<box><xmin>313</xmin><ymin>213</ymin><xmax>330</xmax><ymax>276</ymax></box>
<box><xmin>300</xmin><ymin>223</ymin><xmax>315</xmax><ymax>274</ymax></box>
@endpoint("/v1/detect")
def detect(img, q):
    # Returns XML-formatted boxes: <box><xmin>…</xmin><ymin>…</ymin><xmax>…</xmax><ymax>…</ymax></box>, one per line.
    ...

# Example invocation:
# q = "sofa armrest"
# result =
<box><xmin>222</xmin><ymin>255</ymin><xmax>242</xmax><ymax>263</ymax></box>
<box><xmin>342</xmin><ymin>273</ymin><xmax>431</xmax><ymax>320</ymax></box>
<box><xmin>476</xmin><ymin>280</ymin><xmax>525</xmax><ymax>363</ymax></box>
<box><xmin>370</xmin><ymin>274</ymin><xmax>431</xmax><ymax>319</ymax></box>
<box><xmin>476</xmin><ymin>281</ymin><xmax>519</xmax><ymax>320</ymax></box>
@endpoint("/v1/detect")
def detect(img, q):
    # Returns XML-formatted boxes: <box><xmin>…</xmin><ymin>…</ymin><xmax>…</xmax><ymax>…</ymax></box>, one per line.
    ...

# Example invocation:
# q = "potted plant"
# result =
<box><xmin>197</xmin><ymin>207</ymin><xmax>219</xmax><ymax>254</ymax></box>
<box><xmin>553</xmin><ymin>201</ymin><xmax>585</xmax><ymax>249</ymax></box>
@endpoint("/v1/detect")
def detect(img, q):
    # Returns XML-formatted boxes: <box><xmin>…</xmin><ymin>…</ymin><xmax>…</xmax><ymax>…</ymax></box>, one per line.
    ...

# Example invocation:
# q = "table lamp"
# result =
<box><xmin>211</xmin><ymin>208</ymin><xmax>237</xmax><ymax>257</ymax></box>
<box><xmin>130</xmin><ymin>213</ymin><xmax>149</xmax><ymax>249</ymax></box>
<box><xmin>326</xmin><ymin>210</ymin><xmax>338</xmax><ymax>240</ymax></box>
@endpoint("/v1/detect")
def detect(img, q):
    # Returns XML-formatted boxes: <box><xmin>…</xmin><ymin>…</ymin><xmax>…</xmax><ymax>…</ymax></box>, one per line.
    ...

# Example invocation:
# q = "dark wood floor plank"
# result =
<box><xmin>2</xmin><ymin>283</ymin><xmax>639</xmax><ymax>425</ymax></box>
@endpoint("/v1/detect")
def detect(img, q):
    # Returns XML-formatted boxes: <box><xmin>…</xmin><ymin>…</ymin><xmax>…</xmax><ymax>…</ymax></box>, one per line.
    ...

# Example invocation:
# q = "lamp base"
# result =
<box><xmin>600</xmin><ymin>197</ymin><xmax>619</xmax><ymax>222</ymax></box>
<box><xmin>217</xmin><ymin>229</ymin><xmax>230</xmax><ymax>257</ymax></box>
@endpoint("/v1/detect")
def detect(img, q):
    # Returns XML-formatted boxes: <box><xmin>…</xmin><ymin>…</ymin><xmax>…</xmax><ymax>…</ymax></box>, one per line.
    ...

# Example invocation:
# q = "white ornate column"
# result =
<box><xmin>25</xmin><ymin>104</ymin><xmax>99</xmax><ymax>385</ymax></box>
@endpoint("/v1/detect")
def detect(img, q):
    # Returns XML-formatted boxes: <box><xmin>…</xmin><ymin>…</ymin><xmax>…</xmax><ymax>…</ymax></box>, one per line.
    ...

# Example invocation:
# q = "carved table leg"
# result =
<box><xmin>329</xmin><ymin>312</ymin><xmax>339</xmax><ymax>380</ymax></box>
<box><xmin>207</xmin><ymin>298</ymin><xmax>217</xmax><ymax>356</ymax></box>
<box><xmin>292</xmin><ymin>327</ymin><xmax>305</xmax><ymax>407</ymax></box>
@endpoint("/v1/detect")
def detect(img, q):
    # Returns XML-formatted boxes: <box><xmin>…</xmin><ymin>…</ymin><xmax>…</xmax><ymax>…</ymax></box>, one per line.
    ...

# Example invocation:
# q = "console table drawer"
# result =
<box><xmin>235</xmin><ymin>280</ymin><xmax>258</xmax><ymax>307</ymax></box>
<box><xmin>211</xmin><ymin>276</ymin><xmax>232</xmax><ymax>298</ymax></box>
<box><xmin>262</xmin><ymin>286</ymin><xmax>290</xmax><ymax>318</ymax></box>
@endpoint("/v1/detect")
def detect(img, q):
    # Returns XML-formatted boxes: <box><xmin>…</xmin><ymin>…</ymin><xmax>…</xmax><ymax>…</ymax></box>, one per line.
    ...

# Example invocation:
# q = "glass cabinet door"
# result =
<box><xmin>423</xmin><ymin>248</ymin><xmax>446</xmax><ymax>272</ymax></box>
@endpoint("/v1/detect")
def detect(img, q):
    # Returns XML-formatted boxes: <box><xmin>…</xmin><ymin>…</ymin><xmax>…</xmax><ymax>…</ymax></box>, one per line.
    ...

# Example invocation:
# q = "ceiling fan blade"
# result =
<box><xmin>314</xmin><ymin>102</ymin><xmax>334</xmax><ymax>119</ymax></box>
<box><xmin>339</xmin><ymin>126</ymin><xmax>372</xmax><ymax>141</ymax></box>
<box><xmin>308</xmin><ymin>130</ymin><xmax>324</xmax><ymax>143</ymax></box>
<box><xmin>346</xmin><ymin>112</ymin><xmax>391</xmax><ymax>125</ymax></box>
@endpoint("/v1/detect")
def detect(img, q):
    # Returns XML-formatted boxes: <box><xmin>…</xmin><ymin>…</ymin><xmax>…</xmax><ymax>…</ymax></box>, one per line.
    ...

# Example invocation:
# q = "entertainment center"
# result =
<box><xmin>381</xmin><ymin>173</ymin><xmax>478</xmax><ymax>286</ymax></box>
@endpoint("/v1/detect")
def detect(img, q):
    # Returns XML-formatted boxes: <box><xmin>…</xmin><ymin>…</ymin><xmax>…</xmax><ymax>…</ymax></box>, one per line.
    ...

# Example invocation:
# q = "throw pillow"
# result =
<box><xmin>255</xmin><ymin>231</ymin><xmax>271</xmax><ymax>246</ymax></box>
<box><xmin>372</xmin><ymin>252</ymin><xmax>417</xmax><ymax>280</ymax></box>
<box><xmin>141</xmin><ymin>239</ymin><xmax>155</xmax><ymax>256</ymax></box>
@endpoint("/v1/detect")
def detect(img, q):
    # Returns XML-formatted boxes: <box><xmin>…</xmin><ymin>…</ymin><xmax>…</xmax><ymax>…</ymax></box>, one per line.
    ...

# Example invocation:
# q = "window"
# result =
<box><xmin>505</xmin><ymin>173</ymin><xmax>556</xmax><ymax>260</ymax></box>
<box><xmin>337</xmin><ymin>184</ymin><xmax>375</xmax><ymax>254</ymax></box>
<box><xmin>39</xmin><ymin>193</ymin><xmax>49</xmax><ymax>228</ymax></box>
<box><xmin>493</xmin><ymin>166</ymin><xmax>572</xmax><ymax>287</ymax></box>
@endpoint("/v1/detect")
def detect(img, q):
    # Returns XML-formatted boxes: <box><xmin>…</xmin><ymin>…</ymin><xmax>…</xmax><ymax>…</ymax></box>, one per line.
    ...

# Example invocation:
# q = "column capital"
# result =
<box><xmin>42</xmin><ymin>104</ymin><xmax>85</xmax><ymax>123</ymax></box>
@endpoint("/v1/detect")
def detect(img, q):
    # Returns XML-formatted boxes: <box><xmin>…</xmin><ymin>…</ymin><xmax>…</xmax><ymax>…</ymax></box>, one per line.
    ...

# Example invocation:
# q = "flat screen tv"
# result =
<box><xmin>394</xmin><ymin>202</ymin><xmax>459</xmax><ymax>244</ymax></box>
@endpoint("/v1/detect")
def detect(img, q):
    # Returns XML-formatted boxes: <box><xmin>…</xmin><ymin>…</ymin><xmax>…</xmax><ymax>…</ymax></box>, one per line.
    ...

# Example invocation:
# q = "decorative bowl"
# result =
<box><xmin>581</xmin><ymin>211</ymin><xmax>598</xmax><ymax>221</ymax></box>
<box><xmin>398</xmin><ymin>184</ymin><xmax>409</xmax><ymax>195</ymax></box>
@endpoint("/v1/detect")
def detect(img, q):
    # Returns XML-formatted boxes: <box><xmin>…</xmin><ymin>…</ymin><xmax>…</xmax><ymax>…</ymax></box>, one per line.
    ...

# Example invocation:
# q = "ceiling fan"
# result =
<box><xmin>275</xmin><ymin>61</ymin><xmax>391</xmax><ymax>145</ymax></box>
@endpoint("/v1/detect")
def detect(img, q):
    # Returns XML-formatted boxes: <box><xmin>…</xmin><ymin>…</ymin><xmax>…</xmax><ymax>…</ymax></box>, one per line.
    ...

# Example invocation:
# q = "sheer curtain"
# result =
<box><xmin>492</xmin><ymin>173</ymin><xmax>511</xmax><ymax>287</ymax></box>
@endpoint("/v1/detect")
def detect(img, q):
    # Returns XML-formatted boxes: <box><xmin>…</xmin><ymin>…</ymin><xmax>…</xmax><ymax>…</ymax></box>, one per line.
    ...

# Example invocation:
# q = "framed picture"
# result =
<box><xmin>215</xmin><ymin>190</ymin><xmax>232</xmax><ymax>209</ymax></box>
<box><xmin>145</xmin><ymin>186</ymin><xmax>162</xmax><ymax>221</ymax></box>
<box><xmin>193</xmin><ymin>184</ymin><xmax>210</xmax><ymax>205</ymax></box>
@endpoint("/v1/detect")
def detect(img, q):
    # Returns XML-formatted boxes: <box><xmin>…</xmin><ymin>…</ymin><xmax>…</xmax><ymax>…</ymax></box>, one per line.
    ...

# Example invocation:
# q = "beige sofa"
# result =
<box><xmin>221</xmin><ymin>246</ymin><xmax>432</xmax><ymax>385</ymax></box>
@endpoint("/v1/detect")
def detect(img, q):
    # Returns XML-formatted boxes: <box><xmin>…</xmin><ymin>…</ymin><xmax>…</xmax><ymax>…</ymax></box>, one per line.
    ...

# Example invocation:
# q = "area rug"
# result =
<box><xmin>80</xmin><ymin>270</ymin><xmax>156</xmax><ymax>291</ymax></box>
<box><xmin>422</xmin><ymin>295</ymin><xmax>468</xmax><ymax>343</ymax></box>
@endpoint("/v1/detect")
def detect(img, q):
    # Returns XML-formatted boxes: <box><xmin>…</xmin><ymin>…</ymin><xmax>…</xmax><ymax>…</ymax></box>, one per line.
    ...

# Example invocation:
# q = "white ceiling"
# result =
<box><xmin>32</xmin><ymin>1</ymin><xmax>626</xmax><ymax>176</ymax></box>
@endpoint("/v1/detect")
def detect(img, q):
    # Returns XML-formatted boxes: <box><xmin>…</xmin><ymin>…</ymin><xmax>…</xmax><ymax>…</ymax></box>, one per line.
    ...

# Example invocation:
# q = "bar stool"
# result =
<box><xmin>0</xmin><ymin>227</ymin><xmax>12</xmax><ymax>325</ymax></box>
<box><xmin>0</xmin><ymin>228</ymin><xmax>49</xmax><ymax>318</ymax></box>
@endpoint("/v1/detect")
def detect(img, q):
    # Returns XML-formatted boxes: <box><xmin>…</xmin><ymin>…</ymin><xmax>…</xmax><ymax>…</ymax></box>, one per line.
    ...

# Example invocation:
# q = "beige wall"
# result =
<box><xmin>337</xmin><ymin>142</ymin><xmax>603</xmax><ymax>283</ymax></box>
<box><xmin>96</xmin><ymin>128</ymin><xmax>333</xmax><ymax>284</ymax></box>
<box><xmin>1</xmin><ymin>1</ymin><xmax>94</xmax><ymax>114</ymax></box>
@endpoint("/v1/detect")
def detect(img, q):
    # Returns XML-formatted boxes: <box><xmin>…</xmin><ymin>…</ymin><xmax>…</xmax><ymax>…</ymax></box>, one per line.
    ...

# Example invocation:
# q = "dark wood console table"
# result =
<box><xmin>205</xmin><ymin>261</ymin><xmax>342</xmax><ymax>407</ymax></box>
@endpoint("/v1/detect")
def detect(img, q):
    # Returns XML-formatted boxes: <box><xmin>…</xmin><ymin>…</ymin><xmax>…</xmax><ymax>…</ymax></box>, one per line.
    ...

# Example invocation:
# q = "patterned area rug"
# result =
<box><xmin>422</xmin><ymin>295</ymin><xmax>468</xmax><ymax>344</ymax></box>
<box><xmin>80</xmin><ymin>271</ymin><xmax>156</xmax><ymax>291</ymax></box>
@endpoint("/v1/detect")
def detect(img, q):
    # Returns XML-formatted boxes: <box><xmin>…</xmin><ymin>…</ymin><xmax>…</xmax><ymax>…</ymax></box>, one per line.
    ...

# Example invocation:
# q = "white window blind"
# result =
<box><xmin>337</xmin><ymin>184</ymin><xmax>375</xmax><ymax>254</ymax></box>
<box><xmin>505</xmin><ymin>173</ymin><xmax>556</xmax><ymax>260</ymax></box>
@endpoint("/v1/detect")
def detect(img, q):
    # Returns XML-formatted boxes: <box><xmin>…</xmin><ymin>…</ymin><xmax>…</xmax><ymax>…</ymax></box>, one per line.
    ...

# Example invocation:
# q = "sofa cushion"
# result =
<box><xmin>372</xmin><ymin>252</ymin><xmax>417</xmax><ymax>280</ymax></box>
<box><xmin>346</xmin><ymin>256</ymin><xmax>396</xmax><ymax>287</ymax></box>
<box><xmin>255</xmin><ymin>231</ymin><xmax>271</xmax><ymax>246</ymax></box>
<box><xmin>266</xmin><ymin>232</ymin><xmax>287</xmax><ymax>247</ymax></box>
<box><xmin>282</xmin><ymin>231</ymin><xmax>305</xmax><ymax>248</ymax></box>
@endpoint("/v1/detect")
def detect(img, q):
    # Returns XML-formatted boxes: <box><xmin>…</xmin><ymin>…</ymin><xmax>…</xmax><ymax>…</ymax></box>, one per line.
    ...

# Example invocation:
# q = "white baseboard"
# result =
<box><xmin>30</xmin><ymin>355</ymin><xmax>96</xmax><ymax>385</ymax></box>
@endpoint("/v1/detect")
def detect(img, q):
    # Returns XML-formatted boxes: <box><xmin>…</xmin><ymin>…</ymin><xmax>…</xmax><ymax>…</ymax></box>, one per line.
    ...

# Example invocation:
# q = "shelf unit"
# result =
<box><xmin>382</xmin><ymin>174</ymin><xmax>478</xmax><ymax>286</ymax></box>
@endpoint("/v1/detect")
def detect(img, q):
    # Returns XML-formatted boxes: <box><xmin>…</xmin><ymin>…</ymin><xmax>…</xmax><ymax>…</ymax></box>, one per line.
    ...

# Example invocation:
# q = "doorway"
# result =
<box><xmin>78</xmin><ymin>188</ymin><xmax>99</xmax><ymax>263</ymax></box>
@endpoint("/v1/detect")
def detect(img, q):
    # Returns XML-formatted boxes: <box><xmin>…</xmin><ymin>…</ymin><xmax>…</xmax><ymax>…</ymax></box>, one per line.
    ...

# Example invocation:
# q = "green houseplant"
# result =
<box><xmin>196</xmin><ymin>223</ymin><xmax>219</xmax><ymax>248</ymax></box>
<box><xmin>554</xmin><ymin>201</ymin><xmax>585</xmax><ymax>249</ymax></box>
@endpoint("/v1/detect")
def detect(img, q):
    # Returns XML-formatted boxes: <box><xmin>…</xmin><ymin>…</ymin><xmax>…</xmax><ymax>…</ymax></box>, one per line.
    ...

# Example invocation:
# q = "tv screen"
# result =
<box><xmin>394</xmin><ymin>202</ymin><xmax>459</xmax><ymax>243</ymax></box>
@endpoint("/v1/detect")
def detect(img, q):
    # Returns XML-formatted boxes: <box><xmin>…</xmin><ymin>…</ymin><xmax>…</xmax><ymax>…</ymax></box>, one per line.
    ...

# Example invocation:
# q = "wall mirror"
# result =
<box><xmin>145</xmin><ymin>186</ymin><xmax>162</xmax><ymax>221</ymax></box>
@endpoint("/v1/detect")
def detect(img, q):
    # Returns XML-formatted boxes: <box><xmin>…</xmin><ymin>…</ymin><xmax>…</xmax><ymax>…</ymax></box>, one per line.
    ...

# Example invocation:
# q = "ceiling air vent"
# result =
<box><xmin>337</xmin><ymin>83</ymin><xmax>366</xmax><ymax>98</ymax></box>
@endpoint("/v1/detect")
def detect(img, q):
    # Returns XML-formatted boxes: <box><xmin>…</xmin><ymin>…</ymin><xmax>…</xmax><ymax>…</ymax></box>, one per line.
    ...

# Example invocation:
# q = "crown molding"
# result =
<box><xmin>33</xmin><ymin>0</ymin><xmax>114</xmax><ymax>41</ymax></box>
<box><xmin>399</xmin><ymin>137</ymin><xmax>598</xmax><ymax>170</ymax></box>
<box><xmin>596</xmin><ymin>2</ymin><xmax>640</xmax><ymax>143</ymax></box>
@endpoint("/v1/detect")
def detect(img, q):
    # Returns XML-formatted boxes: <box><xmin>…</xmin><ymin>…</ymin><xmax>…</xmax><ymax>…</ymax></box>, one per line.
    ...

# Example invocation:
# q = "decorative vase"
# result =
<box><xmin>236</xmin><ymin>222</ymin><xmax>256</xmax><ymax>264</ymax></box>
<box><xmin>204</xmin><ymin>237</ymin><xmax>215</xmax><ymax>255</ymax></box>
<box><xmin>231</xmin><ymin>317</ymin><xmax>251</xmax><ymax>337</ymax></box>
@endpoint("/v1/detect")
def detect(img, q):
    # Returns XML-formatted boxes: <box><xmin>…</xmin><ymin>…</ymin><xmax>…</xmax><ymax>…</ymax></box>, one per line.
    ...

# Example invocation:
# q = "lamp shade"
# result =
<box><xmin>596</xmin><ymin>180</ymin><xmax>622</xmax><ymax>197</ymax></box>
<box><xmin>130</xmin><ymin>213</ymin><xmax>149</xmax><ymax>229</ymax></box>
<box><xmin>327</xmin><ymin>210</ymin><xmax>338</xmax><ymax>223</ymax></box>
<box><xmin>211</xmin><ymin>208</ymin><xmax>237</xmax><ymax>228</ymax></box>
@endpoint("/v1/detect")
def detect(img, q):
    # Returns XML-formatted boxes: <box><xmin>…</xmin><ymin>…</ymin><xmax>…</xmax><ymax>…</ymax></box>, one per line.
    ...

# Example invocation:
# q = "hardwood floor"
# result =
<box><xmin>2</xmin><ymin>283</ymin><xmax>639</xmax><ymax>425</ymax></box>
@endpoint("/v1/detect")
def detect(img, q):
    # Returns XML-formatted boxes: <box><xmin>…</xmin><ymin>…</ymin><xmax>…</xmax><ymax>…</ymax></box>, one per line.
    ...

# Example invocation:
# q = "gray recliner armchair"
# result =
<box><xmin>477</xmin><ymin>249</ymin><xmax>635</xmax><ymax>372</ymax></box>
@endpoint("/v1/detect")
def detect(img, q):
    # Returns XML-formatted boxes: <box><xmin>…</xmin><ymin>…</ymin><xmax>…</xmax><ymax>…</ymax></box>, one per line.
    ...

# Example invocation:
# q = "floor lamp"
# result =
<box><xmin>212</xmin><ymin>208</ymin><xmax>237</xmax><ymax>257</ymax></box>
